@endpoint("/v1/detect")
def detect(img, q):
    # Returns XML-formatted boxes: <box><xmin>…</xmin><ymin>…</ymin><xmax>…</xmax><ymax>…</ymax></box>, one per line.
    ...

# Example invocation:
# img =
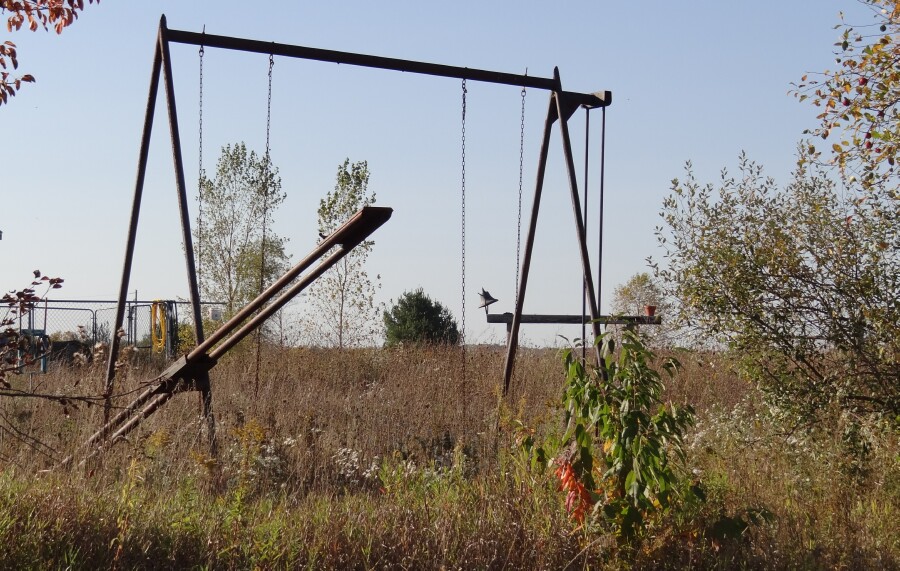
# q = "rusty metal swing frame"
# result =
<box><xmin>78</xmin><ymin>14</ymin><xmax>614</xmax><ymax>462</ymax></box>
<box><xmin>67</xmin><ymin>206</ymin><xmax>392</xmax><ymax>465</ymax></box>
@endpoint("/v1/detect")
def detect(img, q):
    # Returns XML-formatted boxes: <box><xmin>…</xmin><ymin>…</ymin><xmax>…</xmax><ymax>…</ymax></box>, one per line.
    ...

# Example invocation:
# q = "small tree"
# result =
<box><xmin>610</xmin><ymin>272</ymin><xmax>673</xmax><ymax>347</ymax></box>
<box><xmin>195</xmin><ymin>143</ymin><xmax>289</xmax><ymax>318</ymax></box>
<box><xmin>383</xmin><ymin>289</ymin><xmax>460</xmax><ymax>346</ymax></box>
<box><xmin>305</xmin><ymin>159</ymin><xmax>381</xmax><ymax>348</ymax></box>
<box><xmin>518</xmin><ymin>331</ymin><xmax>694</xmax><ymax>540</ymax></box>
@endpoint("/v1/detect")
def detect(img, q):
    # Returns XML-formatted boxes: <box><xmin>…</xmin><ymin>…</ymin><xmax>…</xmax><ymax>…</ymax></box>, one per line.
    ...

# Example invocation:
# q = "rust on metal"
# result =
<box><xmin>91</xmin><ymin>13</ymin><xmax>614</xmax><ymax>465</ymax></box>
<box><xmin>66</xmin><ymin>207</ymin><xmax>392</xmax><ymax>466</ymax></box>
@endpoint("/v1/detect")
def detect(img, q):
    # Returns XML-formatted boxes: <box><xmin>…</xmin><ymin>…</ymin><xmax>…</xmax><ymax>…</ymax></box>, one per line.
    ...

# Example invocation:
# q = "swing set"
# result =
<box><xmin>68</xmin><ymin>15</ymin><xmax>658</xmax><ymax>464</ymax></box>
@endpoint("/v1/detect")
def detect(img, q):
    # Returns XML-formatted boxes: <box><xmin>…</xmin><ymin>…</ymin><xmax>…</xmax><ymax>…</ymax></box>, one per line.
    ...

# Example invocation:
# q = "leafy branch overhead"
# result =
<box><xmin>793</xmin><ymin>0</ymin><xmax>899</xmax><ymax>200</ymax></box>
<box><xmin>0</xmin><ymin>0</ymin><xmax>97</xmax><ymax>106</ymax></box>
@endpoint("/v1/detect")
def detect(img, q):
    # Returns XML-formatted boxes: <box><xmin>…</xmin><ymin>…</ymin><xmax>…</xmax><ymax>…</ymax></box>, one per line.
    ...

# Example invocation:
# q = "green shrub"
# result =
<box><xmin>383</xmin><ymin>288</ymin><xmax>459</xmax><ymax>346</ymax></box>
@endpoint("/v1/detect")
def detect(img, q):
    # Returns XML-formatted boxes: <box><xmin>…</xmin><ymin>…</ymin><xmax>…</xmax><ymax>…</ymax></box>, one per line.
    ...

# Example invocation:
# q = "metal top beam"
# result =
<box><xmin>160</xmin><ymin>16</ymin><xmax>611</xmax><ymax>108</ymax></box>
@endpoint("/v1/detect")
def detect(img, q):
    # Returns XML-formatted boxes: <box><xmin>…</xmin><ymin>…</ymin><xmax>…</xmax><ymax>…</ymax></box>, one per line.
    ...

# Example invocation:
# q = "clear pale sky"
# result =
<box><xmin>0</xmin><ymin>1</ymin><xmax>871</xmax><ymax>345</ymax></box>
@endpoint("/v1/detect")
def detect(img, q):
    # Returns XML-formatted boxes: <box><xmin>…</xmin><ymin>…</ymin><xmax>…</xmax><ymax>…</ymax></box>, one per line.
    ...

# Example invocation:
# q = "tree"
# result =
<box><xmin>610</xmin><ymin>272</ymin><xmax>673</xmax><ymax>347</ymax></box>
<box><xmin>383</xmin><ymin>289</ymin><xmax>460</xmax><ymax>346</ymax></box>
<box><xmin>305</xmin><ymin>159</ymin><xmax>381</xmax><ymax>348</ymax></box>
<box><xmin>656</xmin><ymin>152</ymin><xmax>899</xmax><ymax>429</ymax></box>
<box><xmin>195</xmin><ymin>143</ymin><xmax>289</xmax><ymax>317</ymax></box>
<box><xmin>1</xmin><ymin>0</ymin><xmax>97</xmax><ymax>106</ymax></box>
<box><xmin>611</xmin><ymin>273</ymin><xmax>666</xmax><ymax>316</ymax></box>
<box><xmin>793</xmin><ymin>0</ymin><xmax>899</xmax><ymax>209</ymax></box>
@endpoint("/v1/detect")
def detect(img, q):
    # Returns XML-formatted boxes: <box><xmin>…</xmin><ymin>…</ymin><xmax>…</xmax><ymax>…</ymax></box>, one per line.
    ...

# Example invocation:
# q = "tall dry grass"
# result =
<box><xmin>0</xmin><ymin>341</ymin><xmax>897</xmax><ymax>569</ymax></box>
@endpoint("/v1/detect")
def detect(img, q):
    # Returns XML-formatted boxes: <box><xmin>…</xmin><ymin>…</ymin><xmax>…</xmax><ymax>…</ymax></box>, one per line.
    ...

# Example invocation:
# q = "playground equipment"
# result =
<box><xmin>70</xmin><ymin>14</ymin><xmax>623</xmax><ymax>464</ymax></box>
<box><xmin>68</xmin><ymin>207</ymin><xmax>392</xmax><ymax>465</ymax></box>
<box><xmin>17</xmin><ymin>329</ymin><xmax>49</xmax><ymax>374</ymax></box>
<box><xmin>16</xmin><ymin>298</ymin><xmax>49</xmax><ymax>374</ymax></box>
<box><xmin>149</xmin><ymin>300</ymin><xmax>178</xmax><ymax>359</ymax></box>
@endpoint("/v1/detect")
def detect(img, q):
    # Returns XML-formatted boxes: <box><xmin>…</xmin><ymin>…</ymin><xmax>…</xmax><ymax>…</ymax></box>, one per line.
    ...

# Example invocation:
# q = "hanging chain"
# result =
<box><xmin>259</xmin><ymin>53</ymin><xmax>274</xmax><ymax>296</ymax></box>
<box><xmin>254</xmin><ymin>52</ymin><xmax>275</xmax><ymax>397</ymax></box>
<box><xmin>197</xmin><ymin>43</ymin><xmax>204</xmax><ymax>299</ymax></box>
<box><xmin>259</xmin><ymin>53</ymin><xmax>274</xmax><ymax>299</ymax></box>
<box><xmin>582</xmin><ymin>107</ymin><xmax>591</xmax><ymax>361</ymax></box>
<box><xmin>515</xmin><ymin>87</ymin><xmax>526</xmax><ymax>307</ymax></box>
<box><xmin>460</xmin><ymin>78</ymin><xmax>467</xmax><ymax>400</ymax></box>
<box><xmin>265</xmin><ymin>53</ymin><xmax>274</xmax><ymax>161</ymax></box>
<box><xmin>597</xmin><ymin>106</ymin><xmax>607</xmax><ymax>317</ymax></box>
<box><xmin>460</xmin><ymin>78</ymin><xmax>467</xmax><ymax>344</ymax></box>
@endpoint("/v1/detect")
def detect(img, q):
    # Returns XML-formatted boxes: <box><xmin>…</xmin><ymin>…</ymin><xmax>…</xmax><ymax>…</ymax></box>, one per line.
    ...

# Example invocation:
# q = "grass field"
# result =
<box><xmin>0</xmin><ymin>343</ymin><xmax>897</xmax><ymax>569</ymax></box>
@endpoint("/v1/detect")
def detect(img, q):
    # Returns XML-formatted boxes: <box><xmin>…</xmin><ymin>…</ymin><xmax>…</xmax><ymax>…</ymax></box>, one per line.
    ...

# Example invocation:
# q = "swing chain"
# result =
<box><xmin>460</xmin><ymin>78</ymin><xmax>467</xmax><ymax>399</ymax></box>
<box><xmin>460</xmin><ymin>79</ymin><xmax>467</xmax><ymax>349</ymax></box>
<box><xmin>255</xmin><ymin>52</ymin><xmax>275</xmax><ymax>395</ymax></box>
<box><xmin>260</xmin><ymin>52</ymin><xmax>274</xmax><ymax>291</ymax></box>
<box><xmin>197</xmin><ymin>42</ymin><xmax>204</xmax><ymax>297</ymax></box>
<box><xmin>265</xmin><ymin>53</ymin><xmax>274</xmax><ymax>161</ymax></box>
<box><xmin>516</xmin><ymin>87</ymin><xmax>525</xmax><ymax>306</ymax></box>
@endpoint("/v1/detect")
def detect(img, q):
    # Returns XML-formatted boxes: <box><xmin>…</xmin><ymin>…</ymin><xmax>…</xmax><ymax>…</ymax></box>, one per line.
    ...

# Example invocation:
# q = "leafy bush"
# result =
<box><xmin>383</xmin><ymin>289</ymin><xmax>459</xmax><ymax>346</ymax></box>
<box><xmin>522</xmin><ymin>332</ymin><xmax>695</xmax><ymax>540</ymax></box>
<box><xmin>657</xmin><ymin>152</ymin><xmax>899</xmax><ymax>430</ymax></box>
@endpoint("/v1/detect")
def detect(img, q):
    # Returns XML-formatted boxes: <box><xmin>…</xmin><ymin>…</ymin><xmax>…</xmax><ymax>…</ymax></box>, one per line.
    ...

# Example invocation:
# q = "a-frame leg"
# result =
<box><xmin>159</xmin><ymin>16</ymin><xmax>205</xmax><ymax>347</ymax></box>
<box><xmin>159</xmin><ymin>17</ymin><xmax>216</xmax><ymax>448</ymax></box>
<box><xmin>554</xmin><ymin>89</ymin><xmax>603</xmax><ymax>366</ymax></box>
<box><xmin>502</xmin><ymin>94</ymin><xmax>558</xmax><ymax>395</ymax></box>
<box><xmin>103</xmin><ymin>38</ymin><xmax>163</xmax><ymax>423</ymax></box>
<box><xmin>502</xmin><ymin>70</ymin><xmax>603</xmax><ymax>395</ymax></box>
<box><xmin>102</xmin><ymin>16</ymin><xmax>215</xmax><ymax>448</ymax></box>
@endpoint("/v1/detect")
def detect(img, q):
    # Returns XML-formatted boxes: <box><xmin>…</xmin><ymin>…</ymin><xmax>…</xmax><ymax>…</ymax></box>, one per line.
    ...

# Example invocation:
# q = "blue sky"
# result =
<box><xmin>0</xmin><ymin>1</ymin><xmax>871</xmax><ymax>345</ymax></box>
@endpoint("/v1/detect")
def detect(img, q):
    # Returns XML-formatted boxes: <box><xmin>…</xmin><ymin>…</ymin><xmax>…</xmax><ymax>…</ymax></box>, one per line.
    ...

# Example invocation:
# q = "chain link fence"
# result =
<box><xmin>16</xmin><ymin>299</ymin><xmax>225</xmax><ymax>362</ymax></box>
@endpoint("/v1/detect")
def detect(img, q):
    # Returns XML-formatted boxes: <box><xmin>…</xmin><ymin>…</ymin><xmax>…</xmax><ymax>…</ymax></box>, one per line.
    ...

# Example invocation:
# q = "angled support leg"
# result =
<box><xmin>104</xmin><ymin>38</ymin><xmax>163</xmax><ymax>423</ymax></box>
<box><xmin>555</xmin><ymin>83</ymin><xmax>603</xmax><ymax>368</ymax></box>
<box><xmin>160</xmin><ymin>16</ymin><xmax>206</xmax><ymax>347</ymax></box>
<box><xmin>159</xmin><ymin>16</ymin><xmax>213</xmax><ymax>446</ymax></box>
<box><xmin>502</xmin><ymin>70</ymin><xmax>606</xmax><ymax>395</ymax></box>
<box><xmin>502</xmin><ymin>93</ymin><xmax>559</xmax><ymax>395</ymax></box>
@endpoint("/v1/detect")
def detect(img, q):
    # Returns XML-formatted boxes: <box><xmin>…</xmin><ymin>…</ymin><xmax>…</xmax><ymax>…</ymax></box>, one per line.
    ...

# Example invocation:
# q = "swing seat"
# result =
<box><xmin>486</xmin><ymin>312</ymin><xmax>661</xmax><ymax>326</ymax></box>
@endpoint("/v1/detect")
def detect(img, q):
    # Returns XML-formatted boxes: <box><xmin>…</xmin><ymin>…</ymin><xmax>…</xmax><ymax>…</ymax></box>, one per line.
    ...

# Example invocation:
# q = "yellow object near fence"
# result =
<box><xmin>150</xmin><ymin>300</ymin><xmax>166</xmax><ymax>354</ymax></box>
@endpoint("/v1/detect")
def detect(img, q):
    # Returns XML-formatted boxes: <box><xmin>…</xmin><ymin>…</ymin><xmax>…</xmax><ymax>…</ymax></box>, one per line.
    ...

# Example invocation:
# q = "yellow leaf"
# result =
<box><xmin>832</xmin><ymin>143</ymin><xmax>843</xmax><ymax>152</ymax></box>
